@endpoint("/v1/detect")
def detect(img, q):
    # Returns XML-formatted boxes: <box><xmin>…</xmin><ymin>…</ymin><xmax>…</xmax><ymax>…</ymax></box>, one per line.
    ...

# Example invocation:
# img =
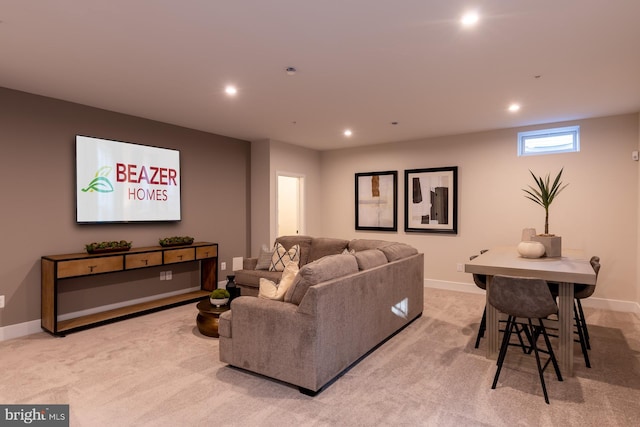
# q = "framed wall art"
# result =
<box><xmin>404</xmin><ymin>166</ymin><xmax>458</xmax><ymax>234</ymax></box>
<box><xmin>355</xmin><ymin>170</ymin><xmax>397</xmax><ymax>231</ymax></box>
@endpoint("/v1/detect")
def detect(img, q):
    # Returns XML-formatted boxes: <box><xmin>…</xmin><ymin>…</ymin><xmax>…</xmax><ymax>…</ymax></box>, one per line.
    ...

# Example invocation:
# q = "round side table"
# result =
<box><xmin>196</xmin><ymin>299</ymin><xmax>230</xmax><ymax>337</ymax></box>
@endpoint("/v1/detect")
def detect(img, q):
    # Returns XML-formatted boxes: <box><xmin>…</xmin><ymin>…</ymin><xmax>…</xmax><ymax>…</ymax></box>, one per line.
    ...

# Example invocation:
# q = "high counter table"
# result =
<box><xmin>465</xmin><ymin>246</ymin><xmax>596</xmax><ymax>376</ymax></box>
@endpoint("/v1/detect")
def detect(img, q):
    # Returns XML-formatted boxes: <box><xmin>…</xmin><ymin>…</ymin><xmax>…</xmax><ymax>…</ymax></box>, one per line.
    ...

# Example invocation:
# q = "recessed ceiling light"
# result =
<box><xmin>344</xmin><ymin>129</ymin><xmax>353</xmax><ymax>137</ymax></box>
<box><xmin>285</xmin><ymin>67</ymin><xmax>297</xmax><ymax>76</ymax></box>
<box><xmin>225</xmin><ymin>85</ymin><xmax>237</xmax><ymax>96</ymax></box>
<box><xmin>461</xmin><ymin>11</ymin><xmax>479</xmax><ymax>27</ymax></box>
<box><xmin>508</xmin><ymin>103</ymin><xmax>521</xmax><ymax>112</ymax></box>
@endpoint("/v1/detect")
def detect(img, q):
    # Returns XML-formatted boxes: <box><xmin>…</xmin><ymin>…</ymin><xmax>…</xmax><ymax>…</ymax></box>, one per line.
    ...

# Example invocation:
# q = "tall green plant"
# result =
<box><xmin>522</xmin><ymin>168</ymin><xmax>568</xmax><ymax>236</ymax></box>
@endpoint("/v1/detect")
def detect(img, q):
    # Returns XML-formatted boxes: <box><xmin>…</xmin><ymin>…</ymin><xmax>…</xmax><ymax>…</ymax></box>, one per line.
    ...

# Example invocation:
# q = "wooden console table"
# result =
<box><xmin>41</xmin><ymin>242</ymin><xmax>218</xmax><ymax>336</ymax></box>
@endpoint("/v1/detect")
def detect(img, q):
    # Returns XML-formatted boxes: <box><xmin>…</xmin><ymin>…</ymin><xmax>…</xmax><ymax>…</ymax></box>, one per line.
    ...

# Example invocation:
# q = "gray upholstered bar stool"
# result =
<box><xmin>471</xmin><ymin>250</ymin><xmax>530</xmax><ymax>352</ymax></box>
<box><xmin>469</xmin><ymin>251</ymin><xmax>489</xmax><ymax>348</ymax></box>
<box><xmin>489</xmin><ymin>275</ymin><xmax>563</xmax><ymax>404</ymax></box>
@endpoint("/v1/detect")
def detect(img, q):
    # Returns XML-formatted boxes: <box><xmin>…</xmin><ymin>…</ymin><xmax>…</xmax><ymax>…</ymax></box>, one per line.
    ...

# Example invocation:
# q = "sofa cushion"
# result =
<box><xmin>269</xmin><ymin>243</ymin><xmax>300</xmax><ymax>272</ymax></box>
<box><xmin>354</xmin><ymin>249</ymin><xmax>388</xmax><ymax>270</ymax></box>
<box><xmin>275</xmin><ymin>235</ymin><xmax>313</xmax><ymax>266</ymax></box>
<box><xmin>234</xmin><ymin>269</ymin><xmax>283</xmax><ymax>288</ymax></box>
<box><xmin>308</xmin><ymin>237</ymin><xmax>350</xmax><ymax>263</ymax></box>
<box><xmin>380</xmin><ymin>243</ymin><xmax>418</xmax><ymax>262</ymax></box>
<box><xmin>348</xmin><ymin>239</ymin><xmax>394</xmax><ymax>252</ymax></box>
<box><xmin>284</xmin><ymin>254</ymin><xmax>359</xmax><ymax>305</ymax></box>
<box><xmin>259</xmin><ymin>262</ymin><xmax>299</xmax><ymax>300</ymax></box>
<box><xmin>255</xmin><ymin>246</ymin><xmax>274</xmax><ymax>270</ymax></box>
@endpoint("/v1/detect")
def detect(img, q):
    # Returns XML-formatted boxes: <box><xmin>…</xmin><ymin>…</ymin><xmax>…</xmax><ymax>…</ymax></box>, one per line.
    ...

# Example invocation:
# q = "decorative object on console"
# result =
<box><xmin>85</xmin><ymin>240</ymin><xmax>132</xmax><ymax>254</ymax></box>
<box><xmin>522</xmin><ymin>168</ymin><xmax>568</xmax><ymax>257</ymax></box>
<box><xmin>159</xmin><ymin>236</ymin><xmax>194</xmax><ymax>247</ymax></box>
<box><xmin>210</xmin><ymin>288</ymin><xmax>230</xmax><ymax>307</ymax></box>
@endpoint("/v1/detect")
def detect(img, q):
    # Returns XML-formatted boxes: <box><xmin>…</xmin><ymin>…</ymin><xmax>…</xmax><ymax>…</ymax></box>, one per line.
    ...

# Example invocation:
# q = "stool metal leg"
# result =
<box><xmin>528</xmin><ymin>319</ymin><xmax>550</xmax><ymax>404</ymax></box>
<box><xmin>539</xmin><ymin>318</ymin><xmax>563</xmax><ymax>382</ymax></box>
<box><xmin>576</xmin><ymin>299</ymin><xmax>591</xmax><ymax>350</ymax></box>
<box><xmin>574</xmin><ymin>303</ymin><xmax>591</xmax><ymax>368</ymax></box>
<box><xmin>475</xmin><ymin>306</ymin><xmax>486</xmax><ymax>349</ymax></box>
<box><xmin>492</xmin><ymin>315</ymin><xmax>515</xmax><ymax>389</ymax></box>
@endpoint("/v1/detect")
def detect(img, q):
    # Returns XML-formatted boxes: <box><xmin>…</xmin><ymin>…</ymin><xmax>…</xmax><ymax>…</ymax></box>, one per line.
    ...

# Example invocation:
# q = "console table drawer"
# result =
<box><xmin>57</xmin><ymin>256</ymin><xmax>123</xmax><ymax>278</ymax></box>
<box><xmin>125</xmin><ymin>252</ymin><xmax>162</xmax><ymax>269</ymax></box>
<box><xmin>196</xmin><ymin>245</ymin><xmax>217</xmax><ymax>259</ymax></box>
<box><xmin>164</xmin><ymin>248</ymin><xmax>195</xmax><ymax>264</ymax></box>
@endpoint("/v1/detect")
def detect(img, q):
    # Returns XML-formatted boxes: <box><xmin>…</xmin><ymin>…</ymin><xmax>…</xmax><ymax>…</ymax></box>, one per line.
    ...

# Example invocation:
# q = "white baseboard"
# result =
<box><xmin>2</xmin><ymin>280</ymin><xmax>638</xmax><ymax>342</ymax></box>
<box><xmin>424</xmin><ymin>279</ymin><xmax>485</xmax><ymax>295</ymax></box>
<box><xmin>0</xmin><ymin>319</ymin><xmax>42</xmax><ymax>342</ymax></box>
<box><xmin>0</xmin><ymin>286</ymin><xmax>202</xmax><ymax>342</ymax></box>
<box><xmin>424</xmin><ymin>279</ymin><xmax>640</xmax><ymax>314</ymax></box>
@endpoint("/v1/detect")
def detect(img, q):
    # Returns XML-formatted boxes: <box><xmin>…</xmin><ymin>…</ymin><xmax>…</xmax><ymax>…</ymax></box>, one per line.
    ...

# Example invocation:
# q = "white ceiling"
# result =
<box><xmin>1</xmin><ymin>1</ymin><xmax>639</xmax><ymax>151</ymax></box>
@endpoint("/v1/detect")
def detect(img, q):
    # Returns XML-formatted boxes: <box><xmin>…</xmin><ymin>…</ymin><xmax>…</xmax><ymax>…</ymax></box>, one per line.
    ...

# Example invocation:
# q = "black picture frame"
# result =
<box><xmin>404</xmin><ymin>166</ymin><xmax>458</xmax><ymax>234</ymax></box>
<box><xmin>355</xmin><ymin>171</ymin><xmax>398</xmax><ymax>231</ymax></box>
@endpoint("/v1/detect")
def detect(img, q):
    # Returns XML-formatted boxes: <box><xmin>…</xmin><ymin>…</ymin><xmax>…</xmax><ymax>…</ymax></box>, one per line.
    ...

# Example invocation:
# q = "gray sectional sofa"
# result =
<box><xmin>233</xmin><ymin>235</ymin><xmax>352</xmax><ymax>297</ymax></box>
<box><xmin>218</xmin><ymin>236</ymin><xmax>424</xmax><ymax>394</ymax></box>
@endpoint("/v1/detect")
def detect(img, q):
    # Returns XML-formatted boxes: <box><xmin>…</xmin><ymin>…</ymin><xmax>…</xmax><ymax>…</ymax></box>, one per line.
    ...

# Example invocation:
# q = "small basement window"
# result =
<box><xmin>517</xmin><ymin>125</ymin><xmax>580</xmax><ymax>156</ymax></box>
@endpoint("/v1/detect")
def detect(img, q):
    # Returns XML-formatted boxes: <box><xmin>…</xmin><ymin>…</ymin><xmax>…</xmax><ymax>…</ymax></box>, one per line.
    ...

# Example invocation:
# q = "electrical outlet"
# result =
<box><xmin>166</xmin><ymin>270</ymin><xmax>172</xmax><ymax>280</ymax></box>
<box><xmin>160</xmin><ymin>271</ymin><xmax>166</xmax><ymax>281</ymax></box>
<box><xmin>221</xmin><ymin>262</ymin><xmax>227</xmax><ymax>271</ymax></box>
<box><xmin>456</xmin><ymin>263</ymin><xmax>464</xmax><ymax>272</ymax></box>
<box><xmin>0</xmin><ymin>295</ymin><xmax>4</xmax><ymax>308</ymax></box>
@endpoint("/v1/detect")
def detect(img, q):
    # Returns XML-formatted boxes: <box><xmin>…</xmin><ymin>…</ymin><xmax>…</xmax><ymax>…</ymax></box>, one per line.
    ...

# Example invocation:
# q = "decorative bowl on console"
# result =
<box><xmin>85</xmin><ymin>240</ymin><xmax>132</xmax><ymax>254</ymax></box>
<box><xmin>159</xmin><ymin>236</ymin><xmax>195</xmax><ymax>247</ymax></box>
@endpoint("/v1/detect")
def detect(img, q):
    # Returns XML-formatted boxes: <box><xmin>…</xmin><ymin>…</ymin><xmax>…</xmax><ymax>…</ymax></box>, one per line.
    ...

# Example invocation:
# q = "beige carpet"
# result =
<box><xmin>1</xmin><ymin>288</ymin><xmax>639</xmax><ymax>426</ymax></box>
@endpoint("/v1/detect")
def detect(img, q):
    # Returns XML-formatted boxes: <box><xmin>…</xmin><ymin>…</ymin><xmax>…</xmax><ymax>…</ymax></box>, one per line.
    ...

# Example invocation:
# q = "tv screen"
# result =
<box><xmin>76</xmin><ymin>135</ymin><xmax>181</xmax><ymax>223</ymax></box>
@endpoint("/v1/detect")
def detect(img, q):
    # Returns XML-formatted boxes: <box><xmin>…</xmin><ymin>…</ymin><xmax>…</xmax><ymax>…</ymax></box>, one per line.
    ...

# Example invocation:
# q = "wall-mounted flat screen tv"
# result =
<box><xmin>76</xmin><ymin>135</ymin><xmax>181</xmax><ymax>223</ymax></box>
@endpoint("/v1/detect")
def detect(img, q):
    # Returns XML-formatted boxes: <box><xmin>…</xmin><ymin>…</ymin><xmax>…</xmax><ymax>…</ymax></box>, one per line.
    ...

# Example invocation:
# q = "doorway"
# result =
<box><xmin>277</xmin><ymin>173</ymin><xmax>305</xmax><ymax>237</ymax></box>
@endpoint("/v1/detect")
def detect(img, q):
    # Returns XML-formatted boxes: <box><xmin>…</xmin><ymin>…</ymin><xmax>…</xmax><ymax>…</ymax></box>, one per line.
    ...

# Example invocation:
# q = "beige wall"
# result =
<box><xmin>270</xmin><ymin>140</ymin><xmax>322</xmax><ymax>242</ymax></box>
<box><xmin>249</xmin><ymin>139</ymin><xmax>322</xmax><ymax>257</ymax></box>
<box><xmin>250</xmin><ymin>139</ymin><xmax>271</xmax><ymax>256</ymax></box>
<box><xmin>0</xmin><ymin>87</ymin><xmax>250</xmax><ymax>329</ymax></box>
<box><xmin>320</xmin><ymin>114</ymin><xmax>640</xmax><ymax>305</ymax></box>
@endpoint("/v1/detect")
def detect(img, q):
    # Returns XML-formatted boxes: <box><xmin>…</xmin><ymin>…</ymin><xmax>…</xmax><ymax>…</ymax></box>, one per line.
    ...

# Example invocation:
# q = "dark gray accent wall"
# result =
<box><xmin>0</xmin><ymin>87</ymin><xmax>250</xmax><ymax>327</ymax></box>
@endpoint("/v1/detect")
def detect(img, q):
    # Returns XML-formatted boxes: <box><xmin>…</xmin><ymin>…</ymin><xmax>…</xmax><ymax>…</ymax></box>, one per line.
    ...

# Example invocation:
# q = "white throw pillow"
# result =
<box><xmin>269</xmin><ymin>243</ymin><xmax>300</xmax><ymax>272</ymax></box>
<box><xmin>258</xmin><ymin>262</ymin><xmax>299</xmax><ymax>301</ymax></box>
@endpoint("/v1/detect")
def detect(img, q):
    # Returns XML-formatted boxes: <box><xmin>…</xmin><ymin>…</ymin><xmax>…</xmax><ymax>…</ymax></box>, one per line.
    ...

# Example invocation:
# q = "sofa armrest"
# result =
<box><xmin>220</xmin><ymin>296</ymin><xmax>319</xmax><ymax>390</ymax></box>
<box><xmin>243</xmin><ymin>258</ymin><xmax>258</xmax><ymax>270</ymax></box>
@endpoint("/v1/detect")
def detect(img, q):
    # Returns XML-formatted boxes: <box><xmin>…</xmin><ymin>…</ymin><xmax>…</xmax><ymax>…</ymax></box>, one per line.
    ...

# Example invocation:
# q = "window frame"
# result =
<box><xmin>517</xmin><ymin>125</ymin><xmax>580</xmax><ymax>156</ymax></box>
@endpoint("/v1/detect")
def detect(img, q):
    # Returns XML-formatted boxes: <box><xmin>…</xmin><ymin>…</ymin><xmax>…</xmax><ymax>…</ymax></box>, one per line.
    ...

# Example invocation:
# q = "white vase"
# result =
<box><xmin>517</xmin><ymin>241</ymin><xmax>546</xmax><ymax>258</ymax></box>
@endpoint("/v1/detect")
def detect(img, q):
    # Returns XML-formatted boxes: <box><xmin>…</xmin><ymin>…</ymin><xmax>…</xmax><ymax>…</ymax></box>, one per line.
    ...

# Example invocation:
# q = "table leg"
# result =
<box><xmin>557</xmin><ymin>281</ymin><xmax>574</xmax><ymax>376</ymax></box>
<box><xmin>486</xmin><ymin>275</ymin><xmax>499</xmax><ymax>359</ymax></box>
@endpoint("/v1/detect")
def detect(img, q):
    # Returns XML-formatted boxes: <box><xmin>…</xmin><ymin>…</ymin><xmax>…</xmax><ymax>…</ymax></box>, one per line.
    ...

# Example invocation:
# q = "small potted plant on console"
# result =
<box><xmin>85</xmin><ymin>240</ymin><xmax>132</xmax><ymax>254</ymax></box>
<box><xmin>210</xmin><ymin>288</ymin><xmax>230</xmax><ymax>307</ymax></box>
<box><xmin>159</xmin><ymin>236</ymin><xmax>195</xmax><ymax>247</ymax></box>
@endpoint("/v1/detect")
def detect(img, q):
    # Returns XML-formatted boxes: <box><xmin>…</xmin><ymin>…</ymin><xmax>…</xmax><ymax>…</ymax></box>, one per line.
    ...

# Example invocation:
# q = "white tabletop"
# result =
<box><xmin>465</xmin><ymin>246</ymin><xmax>596</xmax><ymax>285</ymax></box>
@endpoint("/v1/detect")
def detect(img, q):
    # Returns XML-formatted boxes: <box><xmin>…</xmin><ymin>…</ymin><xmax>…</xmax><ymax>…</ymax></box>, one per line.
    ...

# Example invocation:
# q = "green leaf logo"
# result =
<box><xmin>82</xmin><ymin>166</ymin><xmax>114</xmax><ymax>193</ymax></box>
